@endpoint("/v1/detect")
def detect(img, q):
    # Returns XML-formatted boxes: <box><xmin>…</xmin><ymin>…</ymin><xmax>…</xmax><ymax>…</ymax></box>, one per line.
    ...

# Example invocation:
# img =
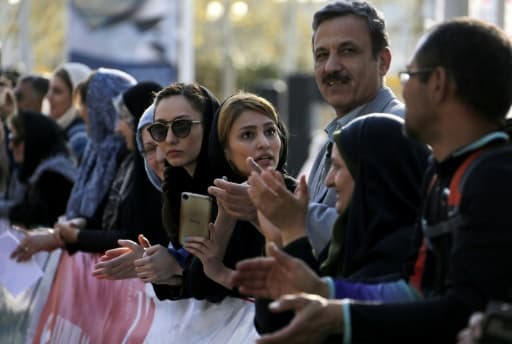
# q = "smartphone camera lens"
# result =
<box><xmin>182</xmin><ymin>193</ymin><xmax>189</xmax><ymax>200</ymax></box>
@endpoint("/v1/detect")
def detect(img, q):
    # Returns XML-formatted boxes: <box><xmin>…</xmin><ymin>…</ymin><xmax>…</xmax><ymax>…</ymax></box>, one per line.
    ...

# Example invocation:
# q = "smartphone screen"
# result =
<box><xmin>179</xmin><ymin>192</ymin><xmax>212</xmax><ymax>245</ymax></box>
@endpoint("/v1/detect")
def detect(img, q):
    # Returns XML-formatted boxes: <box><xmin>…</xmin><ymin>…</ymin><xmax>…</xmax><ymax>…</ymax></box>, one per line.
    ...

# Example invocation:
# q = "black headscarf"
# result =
<box><xmin>12</xmin><ymin>110</ymin><xmax>69</xmax><ymax>182</ymax></box>
<box><xmin>121</xmin><ymin>81</ymin><xmax>161</xmax><ymax>122</ymax></box>
<box><xmin>112</xmin><ymin>81</ymin><xmax>168</xmax><ymax>245</ymax></box>
<box><xmin>320</xmin><ymin>114</ymin><xmax>429</xmax><ymax>279</ymax></box>
<box><xmin>161</xmin><ymin>85</ymin><xmax>220</xmax><ymax>248</ymax></box>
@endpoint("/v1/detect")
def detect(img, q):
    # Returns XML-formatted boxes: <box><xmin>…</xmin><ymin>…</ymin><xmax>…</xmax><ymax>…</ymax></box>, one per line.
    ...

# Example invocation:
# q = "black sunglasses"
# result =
<box><xmin>148</xmin><ymin>119</ymin><xmax>201</xmax><ymax>141</ymax></box>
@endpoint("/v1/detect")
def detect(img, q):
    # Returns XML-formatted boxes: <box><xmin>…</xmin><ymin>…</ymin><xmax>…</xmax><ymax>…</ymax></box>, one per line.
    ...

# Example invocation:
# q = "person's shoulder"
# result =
<box><xmin>37</xmin><ymin>169</ymin><xmax>73</xmax><ymax>184</ymax></box>
<box><xmin>374</xmin><ymin>87</ymin><xmax>405</xmax><ymax>117</ymax></box>
<box><xmin>463</xmin><ymin>145</ymin><xmax>512</xmax><ymax>196</ymax></box>
<box><xmin>384</xmin><ymin>98</ymin><xmax>405</xmax><ymax>118</ymax></box>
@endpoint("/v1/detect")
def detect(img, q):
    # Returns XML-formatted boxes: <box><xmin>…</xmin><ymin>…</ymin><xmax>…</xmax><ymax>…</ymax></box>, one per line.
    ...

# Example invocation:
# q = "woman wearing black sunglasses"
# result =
<box><xmin>142</xmin><ymin>82</ymin><xmax>220</xmax><ymax>300</ymax></box>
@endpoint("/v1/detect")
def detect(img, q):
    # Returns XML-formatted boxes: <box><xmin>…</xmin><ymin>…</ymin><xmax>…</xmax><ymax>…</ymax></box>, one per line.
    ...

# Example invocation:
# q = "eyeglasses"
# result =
<box><xmin>398</xmin><ymin>68</ymin><xmax>435</xmax><ymax>84</ymax></box>
<box><xmin>147</xmin><ymin>119</ymin><xmax>201</xmax><ymax>141</ymax></box>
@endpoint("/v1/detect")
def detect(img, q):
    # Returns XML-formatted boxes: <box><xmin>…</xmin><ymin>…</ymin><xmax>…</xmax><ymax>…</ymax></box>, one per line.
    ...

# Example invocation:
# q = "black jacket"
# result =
<box><xmin>349</xmin><ymin>137</ymin><xmax>512</xmax><ymax>343</ymax></box>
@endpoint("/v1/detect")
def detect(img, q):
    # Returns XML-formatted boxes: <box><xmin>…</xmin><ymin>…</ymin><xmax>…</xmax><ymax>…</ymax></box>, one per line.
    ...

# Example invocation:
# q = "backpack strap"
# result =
<box><xmin>424</xmin><ymin>143</ymin><xmax>512</xmax><ymax>239</ymax></box>
<box><xmin>447</xmin><ymin>149</ymin><xmax>486</xmax><ymax>211</ymax></box>
<box><xmin>422</xmin><ymin>149</ymin><xmax>486</xmax><ymax>239</ymax></box>
<box><xmin>412</xmin><ymin>141</ymin><xmax>511</xmax><ymax>291</ymax></box>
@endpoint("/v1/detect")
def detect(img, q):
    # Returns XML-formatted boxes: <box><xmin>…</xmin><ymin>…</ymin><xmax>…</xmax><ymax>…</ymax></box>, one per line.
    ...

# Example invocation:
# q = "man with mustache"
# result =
<box><xmin>247</xmin><ymin>1</ymin><xmax>405</xmax><ymax>257</ymax></box>
<box><xmin>305</xmin><ymin>0</ymin><xmax>405</xmax><ymax>255</ymax></box>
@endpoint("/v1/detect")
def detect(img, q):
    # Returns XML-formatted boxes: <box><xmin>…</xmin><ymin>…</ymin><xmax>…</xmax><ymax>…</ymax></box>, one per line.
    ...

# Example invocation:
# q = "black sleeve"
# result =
<box><xmin>348</xmin><ymin>156</ymin><xmax>512</xmax><ymax>343</ymax></box>
<box><xmin>69</xmin><ymin>229</ymin><xmax>131</xmax><ymax>253</ymax></box>
<box><xmin>66</xmin><ymin>173</ymin><xmax>169</xmax><ymax>254</ymax></box>
<box><xmin>183</xmin><ymin>221</ymin><xmax>265</xmax><ymax>302</ymax></box>
<box><xmin>9</xmin><ymin>171</ymin><xmax>73</xmax><ymax>228</ymax></box>
<box><xmin>255</xmin><ymin>236</ymin><xmax>319</xmax><ymax>334</ymax></box>
<box><xmin>65</xmin><ymin>194</ymin><xmax>146</xmax><ymax>254</ymax></box>
<box><xmin>151</xmin><ymin>279</ymin><xmax>187</xmax><ymax>301</ymax></box>
<box><xmin>349</xmin><ymin>296</ymin><xmax>469</xmax><ymax>343</ymax></box>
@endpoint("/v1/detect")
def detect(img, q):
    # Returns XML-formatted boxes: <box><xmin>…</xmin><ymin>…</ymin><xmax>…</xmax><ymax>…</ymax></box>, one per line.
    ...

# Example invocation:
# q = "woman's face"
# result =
<box><xmin>153</xmin><ymin>95</ymin><xmax>203</xmax><ymax>175</ymax></box>
<box><xmin>225</xmin><ymin>110</ymin><xmax>281</xmax><ymax>177</ymax></box>
<box><xmin>115</xmin><ymin>118</ymin><xmax>134</xmax><ymax>151</ymax></box>
<box><xmin>47</xmin><ymin>75</ymin><xmax>72</xmax><ymax>120</ymax></box>
<box><xmin>325</xmin><ymin>144</ymin><xmax>355</xmax><ymax>214</ymax></box>
<box><xmin>141</xmin><ymin>127</ymin><xmax>165</xmax><ymax>180</ymax></box>
<box><xmin>8</xmin><ymin>127</ymin><xmax>24</xmax><ymax>164</ymax></box>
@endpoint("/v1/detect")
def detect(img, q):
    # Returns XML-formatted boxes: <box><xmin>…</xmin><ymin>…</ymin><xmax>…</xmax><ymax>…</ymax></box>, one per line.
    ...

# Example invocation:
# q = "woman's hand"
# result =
<box><xmin>184</xmin><ymin>223</ymin><xmax>234</xmax><ymax>288</ymax></box>
<box><xmin>208</xmin><ymin>178</ymin><xmax>258</xmax><ymax>223</ymax></box>
<box><xmin>92</xmin><ymin>235</ymin><xmax>147</xmax><ymax>280</ymax></box>
<box><xmin>232</xmin><ymin>242</ymin><xmax>328</xmax><ymax>299</ymax></box>
<box><xmin>53</xmin><ymin>222</ymin><xmax>79</xmax><ymax>244</ymax></box>
<box><xmin>248</xmin><ymin>172</ymin><xmax>309</xmax><ymax>246</ymax></box>
<box><xmin>134</xmin><ymin>243</ymin><xmax>183</xmax><ymax>285</ymax></box>
<box><xmin>257</xmin><ymin>211</ymin><xmax>283</xmax><ymax>248</ymax></box>
<box><xmin>10</xmin><ymin>228</ymin><xmax>61</xmax><ymax>262</ymax></box>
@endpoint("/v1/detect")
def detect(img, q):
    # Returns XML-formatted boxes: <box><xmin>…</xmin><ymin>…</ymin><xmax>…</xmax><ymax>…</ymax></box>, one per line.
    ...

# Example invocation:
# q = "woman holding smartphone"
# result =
<box><xmin>182</xmin><ymin>92</ymin><xmax>302</xmax><ymax>300</ymax></box>
<box><xmin>135</xmin><ymin>82</ymin><xmax>220</xmax><ymax>299</ymax></box>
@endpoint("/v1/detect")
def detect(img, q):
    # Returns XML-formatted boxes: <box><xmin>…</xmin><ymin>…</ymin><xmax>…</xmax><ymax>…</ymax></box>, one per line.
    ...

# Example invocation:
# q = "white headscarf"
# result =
<box><xmin>53</xmin><ymin>62</ymin><xmax>92</xmax><ymax>129</ymax></box>
<box><xmin>56</xmin><ymin>62</ymin><xmax>91</xmax><ymax>91</ymax></box>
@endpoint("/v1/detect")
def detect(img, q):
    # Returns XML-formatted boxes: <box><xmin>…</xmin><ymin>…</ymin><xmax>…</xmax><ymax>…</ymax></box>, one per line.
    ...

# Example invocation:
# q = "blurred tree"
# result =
<box><xmin>195</xmin><ymin>0</ymin><xmax>325</xmax><ymax>96</ymax></box>
<box><xmin>31</xmin><ymin>0</ymin><xmax>66</xmax><ymax>73</ymax></box>
<box><xmin>0</xmin><ymin>0</ymin><xmax>66</xmax><ymax>75</ymax></box>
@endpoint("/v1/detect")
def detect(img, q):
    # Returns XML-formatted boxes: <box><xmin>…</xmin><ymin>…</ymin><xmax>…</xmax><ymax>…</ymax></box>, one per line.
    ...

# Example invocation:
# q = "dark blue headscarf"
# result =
<box><xmin>66</xmin><ymin>68</ymin><xmax>136</xmax><ymax>219</ymax></box>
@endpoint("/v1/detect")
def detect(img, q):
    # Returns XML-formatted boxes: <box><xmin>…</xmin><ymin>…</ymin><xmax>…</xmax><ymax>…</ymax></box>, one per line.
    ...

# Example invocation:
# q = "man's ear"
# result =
<box><xmin>430</xmin><ymin>67</ymin><xmax>453</xmax><ymax>103</ymax></box>
<box><xmin>378</xmin><ymin>47</ymin><xmax>392</xmax><ymax>77</ymax></box>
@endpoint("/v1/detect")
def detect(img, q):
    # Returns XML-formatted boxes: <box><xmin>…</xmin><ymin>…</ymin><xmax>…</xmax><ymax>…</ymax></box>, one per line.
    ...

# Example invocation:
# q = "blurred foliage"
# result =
<box><xmin>31</xmin><ymin>0</ymin><xmax>67</xmax><ymax>73</ymax></box>
<box><xmin>194</xmin><ymin>0</ymin><xmax>324</xmax><ymax>95</ymax></box>
<box><xmin>0</xmin><ymin>0</ymin><xmax>66</xmax><ymax>74</ymax></box>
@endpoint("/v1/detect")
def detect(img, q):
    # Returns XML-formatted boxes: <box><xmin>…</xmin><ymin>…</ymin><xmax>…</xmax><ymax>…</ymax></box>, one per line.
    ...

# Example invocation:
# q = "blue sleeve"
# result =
<box><xmin>168</xmin><ymin>247</ymin><xmax>190</xmax><ymax>269</ymax></box>
<box><xmin>334</xmin><ymin>278</ymin><xmax>420</xmax><ymax>302</ymax></box>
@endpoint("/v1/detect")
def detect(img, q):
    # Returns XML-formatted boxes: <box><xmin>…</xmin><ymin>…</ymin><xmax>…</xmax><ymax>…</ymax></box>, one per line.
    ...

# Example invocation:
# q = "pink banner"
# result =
<box><xmin>33</xmin><ymin>252</ymin><xmax>155</xmax><ymax>344</ymax></box>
